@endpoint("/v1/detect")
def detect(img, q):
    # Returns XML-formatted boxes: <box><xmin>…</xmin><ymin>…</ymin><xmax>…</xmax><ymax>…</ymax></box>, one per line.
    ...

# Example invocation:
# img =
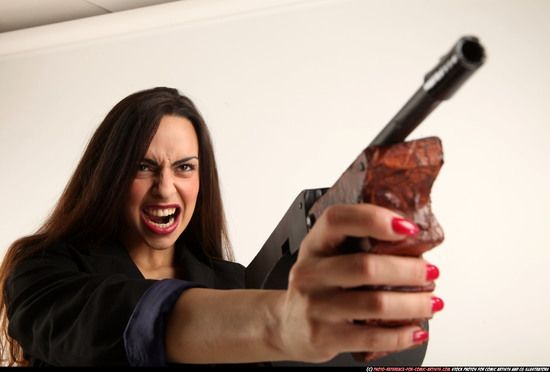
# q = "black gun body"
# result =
<box><xmin>244</xmin><ymin>36</ymin><xmax>485</xmax><ymax>366</ymax></box>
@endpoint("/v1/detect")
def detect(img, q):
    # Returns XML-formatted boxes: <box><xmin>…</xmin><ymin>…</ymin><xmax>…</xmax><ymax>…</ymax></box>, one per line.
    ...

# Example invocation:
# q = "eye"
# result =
<box><xmin>137</xmin><ymin>163</ymin><xmax>152</xmax><ymax>173</ymax></box>
<box><xmin>176</xmin><ymin>163</ymin><xmax>196</xmax><ymax>172</ymax></box>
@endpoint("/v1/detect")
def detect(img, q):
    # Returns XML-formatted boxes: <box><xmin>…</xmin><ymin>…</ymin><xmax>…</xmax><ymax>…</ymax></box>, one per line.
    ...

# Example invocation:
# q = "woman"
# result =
<box><xmin>0</xmin><ymin>87</ymin><xmax>442</xmax><ymax>366</ymax></box>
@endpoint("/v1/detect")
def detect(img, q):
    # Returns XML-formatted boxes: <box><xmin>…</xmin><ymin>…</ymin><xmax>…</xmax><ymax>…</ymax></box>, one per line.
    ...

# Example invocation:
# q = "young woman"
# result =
<box><xmin>0</xmin><ymin>87</ymin><xmax>442</xmax><ymax>366</ymax></box>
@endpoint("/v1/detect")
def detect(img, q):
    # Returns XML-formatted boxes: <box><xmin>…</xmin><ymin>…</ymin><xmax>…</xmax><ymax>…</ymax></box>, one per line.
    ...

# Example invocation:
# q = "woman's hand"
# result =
<box><xmin>273</xmin><ymin>203</ymin><xmax>442</xmax><ymax>363</ymax></box>
<box><xmin>165</xmin><ymin>203</ymin><xmax>442</xmax><ymax>365</ymax></box>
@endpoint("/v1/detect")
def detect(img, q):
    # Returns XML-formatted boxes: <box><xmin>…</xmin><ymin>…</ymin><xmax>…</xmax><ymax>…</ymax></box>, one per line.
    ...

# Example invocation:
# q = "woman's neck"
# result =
<box><xmin>121</xmin><ymin>237</ymin><xmax>180</xmax><ymax>280</ymax></box>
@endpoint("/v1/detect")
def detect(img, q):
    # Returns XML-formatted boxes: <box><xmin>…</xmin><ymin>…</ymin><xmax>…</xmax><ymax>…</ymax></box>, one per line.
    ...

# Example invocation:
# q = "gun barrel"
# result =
<box><xmin>369</xmin><ymin>35</ymin><xmax>486</xmax><ymax>146</ymax></box>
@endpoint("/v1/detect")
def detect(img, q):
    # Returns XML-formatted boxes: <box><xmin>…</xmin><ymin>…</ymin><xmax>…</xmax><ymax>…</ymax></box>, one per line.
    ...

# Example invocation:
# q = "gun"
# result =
<box><xmin>245</xmin><ymin>36</ymin><xmax>486</xmax><ymax>366</ymax></box>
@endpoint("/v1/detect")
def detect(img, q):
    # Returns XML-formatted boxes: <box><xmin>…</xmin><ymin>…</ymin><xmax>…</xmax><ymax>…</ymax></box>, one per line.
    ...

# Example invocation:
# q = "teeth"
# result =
<box><xmin>147</xmin><ymin>217</ymin><xmax>176</xmax><ymax>229</ymax></box>
<box><xmin>145</xmin><ymin>207</ymin><xmax>176</xmax><ymax>217</ymax></box>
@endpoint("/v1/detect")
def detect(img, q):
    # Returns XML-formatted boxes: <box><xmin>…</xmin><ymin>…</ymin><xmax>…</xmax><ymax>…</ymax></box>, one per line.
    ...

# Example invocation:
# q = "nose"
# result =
<box><xmin>151</xmin><ymin>168</ymin><xmax>176</xmax><ymax>200</ymax></box>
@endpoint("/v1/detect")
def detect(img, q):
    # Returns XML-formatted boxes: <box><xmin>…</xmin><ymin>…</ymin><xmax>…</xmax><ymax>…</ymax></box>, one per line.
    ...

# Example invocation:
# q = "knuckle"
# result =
<box><xmin>368</xmin><ymin>292</ymin><xmax>388</xmax><ymax>314</ymax></box>
<box><xmin>323</xmin><ymin>205</ymin><xmax>343</xmax><ymax>228</ymax></box>
<box><xmin>363</xmin><ymin>330</ymin><xmax>384</xmax><ymax>350</ymax></box>
<box><xmin>357</xmin><ymin>254</ymin><xmax>378</xmax><ymax>282</ymax></box>
<box><xmin>361</xmin><ymin>205</ymin><xmax>384</xmax><ymax>230</ymax></box>
<box><xmin>362</xmin><ymin>327</ymin><xmax>413</xmax><ymax>352</ymax></box>
<box><xmin>288</xmin><ymin>265</ymin><xmax>307</xmax><ymax>289</ymax></box>
<box><xmin>288</xmin><ymin>263</ymin><xmax>321</xmax><ymax>294</ymax></box>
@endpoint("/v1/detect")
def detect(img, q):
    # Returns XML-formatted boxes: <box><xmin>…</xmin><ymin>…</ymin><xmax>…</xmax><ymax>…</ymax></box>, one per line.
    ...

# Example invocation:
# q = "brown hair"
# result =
<box><xmin>0</xmin><ymin>87</ymin><xmax>233</xmax><ymax>365</ymax></box>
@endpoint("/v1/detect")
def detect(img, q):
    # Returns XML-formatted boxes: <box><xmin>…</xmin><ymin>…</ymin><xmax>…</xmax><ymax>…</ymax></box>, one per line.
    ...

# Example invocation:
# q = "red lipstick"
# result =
<box><xmin>140</xmin><ymin>204</ymin><xmax>181</xmax><ymax>235</ymax></box>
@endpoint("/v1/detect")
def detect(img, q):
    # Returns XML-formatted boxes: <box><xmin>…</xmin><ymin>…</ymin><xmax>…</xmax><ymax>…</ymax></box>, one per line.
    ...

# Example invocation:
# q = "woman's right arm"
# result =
<box><xmin>165</xmin><ymin>203</ymin><xmax>442</xmax><ymax>364</ymax></box>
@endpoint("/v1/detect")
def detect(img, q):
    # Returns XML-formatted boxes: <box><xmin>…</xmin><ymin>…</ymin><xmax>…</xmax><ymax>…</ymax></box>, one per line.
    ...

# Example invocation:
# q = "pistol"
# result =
<box><xmin>245</xmin><ymin>36</ymin><xmax>486</xmax><ymax>366</ymax></box>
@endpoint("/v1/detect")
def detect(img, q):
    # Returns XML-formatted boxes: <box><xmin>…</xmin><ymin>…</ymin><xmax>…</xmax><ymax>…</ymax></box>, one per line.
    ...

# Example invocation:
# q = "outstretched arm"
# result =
<box><xmin>165</xmin><ymin>203</ymin><xmax>441</xmax><ymax>364</ymax></box>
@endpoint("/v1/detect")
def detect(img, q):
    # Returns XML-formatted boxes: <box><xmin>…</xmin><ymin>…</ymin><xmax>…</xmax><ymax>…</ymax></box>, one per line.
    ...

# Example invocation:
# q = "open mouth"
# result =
<box><xmin>141</xmin><ymin>205</ymin><xmax>181</xmax><ymax>234</ymax></box>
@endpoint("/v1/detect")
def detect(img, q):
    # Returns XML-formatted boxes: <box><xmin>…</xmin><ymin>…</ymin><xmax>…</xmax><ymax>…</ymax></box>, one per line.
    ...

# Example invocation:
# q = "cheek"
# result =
<box><xmin>176</xmin><ymin>177</ymin><xmax>200</xmax><ymax>211</ymax></box>
<box><xmin>126</xmin><ymin>180</ymin><xmax>148</xmax><ymax>213</ymax></box>
<box><xmin>185</xmin><ymin>177</ymin><xmax>200</xmax><ymax>206</ymax></box>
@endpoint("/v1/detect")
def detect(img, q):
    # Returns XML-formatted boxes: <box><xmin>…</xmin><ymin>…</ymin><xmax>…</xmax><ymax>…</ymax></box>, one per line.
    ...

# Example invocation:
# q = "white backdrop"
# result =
<box><xmin>1</xmin><ymin>0</ymin><xmax>549</xmax><ymax>366</ymax></box>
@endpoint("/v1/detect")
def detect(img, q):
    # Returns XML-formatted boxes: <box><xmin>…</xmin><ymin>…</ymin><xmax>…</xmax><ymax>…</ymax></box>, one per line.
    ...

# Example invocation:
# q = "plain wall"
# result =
<box><xmin>1</xmin><ymin>0</ymin><xmax>549</xmax><ymax>366</ymax></box>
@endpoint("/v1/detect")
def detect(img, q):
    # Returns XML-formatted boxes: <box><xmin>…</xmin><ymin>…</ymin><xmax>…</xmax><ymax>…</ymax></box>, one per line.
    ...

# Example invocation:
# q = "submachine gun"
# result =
<box><xmin>245</xmin><ymin>36</ymin><xmax>486</xmax><ymax>366</ymax></box>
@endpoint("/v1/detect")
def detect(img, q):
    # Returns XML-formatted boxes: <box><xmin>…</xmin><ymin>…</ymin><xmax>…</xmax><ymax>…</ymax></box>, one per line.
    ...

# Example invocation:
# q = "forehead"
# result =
<box><xmin>146</xmin><ymin>115</ymin><xmax>199</xmax><ymax>158</ymax></box>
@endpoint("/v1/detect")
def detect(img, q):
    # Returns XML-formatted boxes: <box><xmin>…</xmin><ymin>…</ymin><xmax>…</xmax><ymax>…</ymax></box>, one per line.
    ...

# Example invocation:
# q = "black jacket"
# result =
<box><xmin>5</xmin><ymin>240</ymin><xmax>245</xmax><ymax>366</ymax></box>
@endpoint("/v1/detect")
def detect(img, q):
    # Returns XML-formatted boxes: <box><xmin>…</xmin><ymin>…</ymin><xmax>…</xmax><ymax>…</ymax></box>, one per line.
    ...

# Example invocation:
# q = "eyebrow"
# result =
<box><xmin>141</xmin><ymin>156</ymin><xmax>199</xmax><ymax>167</ymax></box>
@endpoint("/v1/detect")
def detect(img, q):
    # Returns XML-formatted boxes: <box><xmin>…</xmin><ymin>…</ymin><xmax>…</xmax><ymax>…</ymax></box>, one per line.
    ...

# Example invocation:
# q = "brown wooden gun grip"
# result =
<box><xmin>307</xmin><ymin>136</ymin><xmax>445</xmax><ymax>362</ymax></box>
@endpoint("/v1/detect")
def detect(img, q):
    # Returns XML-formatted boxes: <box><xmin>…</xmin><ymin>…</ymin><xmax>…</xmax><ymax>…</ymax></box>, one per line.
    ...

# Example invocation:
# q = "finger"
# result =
<box><xmin>352</xmin><ymin>324</ymin><xmax>429</xmax><ymax>354</ymax></box>
<box><xmin>306</xmin><ymin>323</ymin><xmax>428</xmax><ymax>360</ymax></box>
<box><xmin>310</xmin><ymin>291</ymin><xmax>439</xmax><ymax>322</ymax></box>
<box><xmin>310</xmin><ymin>254</ymin><xmax>433</xmax><ymax>289</ymax></box>
<box><xmin>302</xmin><ymin>204</ymin><xmax>418</xmax><ymax>257</ymax></box>
<box><xmin>346</xmin><ymin>323</ymin><xmax>428</xmax><ymax>354</ymax></box>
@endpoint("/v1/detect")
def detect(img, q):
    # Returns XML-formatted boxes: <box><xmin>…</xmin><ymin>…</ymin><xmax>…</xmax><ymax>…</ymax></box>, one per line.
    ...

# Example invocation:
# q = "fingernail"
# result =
<box><xmin>413</xmin><ymin>330</ymin><xmax>429</xmax><ymax>343</ymax></box>
<box><xmin>431</xmin><ymin>296</ymin><xmax>444</xmax><ymax>312</ymax></box>
<box><xmin>391</xmin><ymin>218</ymin><xmax>419</xmax><ymax>236</ymax></box>
<box><xmin>426</xmin><ymin>264</ymin><xmax>440</xmax><ymax>281</ymax></box>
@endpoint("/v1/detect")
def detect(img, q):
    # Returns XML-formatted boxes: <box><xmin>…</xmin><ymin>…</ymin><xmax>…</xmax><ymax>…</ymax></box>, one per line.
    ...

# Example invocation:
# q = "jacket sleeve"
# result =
<box><xmin>124</xmin><ymin>278</ymin><xmax>205</xmax><ymax>366</ymax></box>
<box><xmin>4</xmin><ymin>242</ymin><xmax>200</xmax><ymax>366</ymax></box>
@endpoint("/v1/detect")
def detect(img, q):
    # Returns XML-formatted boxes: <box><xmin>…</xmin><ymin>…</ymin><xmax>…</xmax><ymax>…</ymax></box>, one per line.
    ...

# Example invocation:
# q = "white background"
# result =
<box><xmin>1</xmin><ymin>0</ymin><xmax>549</xmax><ymax>366</ymax></box>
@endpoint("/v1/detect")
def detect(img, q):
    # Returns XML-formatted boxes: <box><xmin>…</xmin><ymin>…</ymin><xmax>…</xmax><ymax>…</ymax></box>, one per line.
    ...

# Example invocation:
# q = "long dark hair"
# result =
<box><xmin>0</xmin><ymin>87</ymin><xmax>233</xmax><ymax>366</ymax></box>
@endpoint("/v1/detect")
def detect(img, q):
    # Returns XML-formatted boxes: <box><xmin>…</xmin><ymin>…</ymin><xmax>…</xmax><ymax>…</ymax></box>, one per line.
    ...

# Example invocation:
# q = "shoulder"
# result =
<box><xmin>12</xmin><ymin>239</ymin><xmax>142</xmax><ymax>278</ymax></box>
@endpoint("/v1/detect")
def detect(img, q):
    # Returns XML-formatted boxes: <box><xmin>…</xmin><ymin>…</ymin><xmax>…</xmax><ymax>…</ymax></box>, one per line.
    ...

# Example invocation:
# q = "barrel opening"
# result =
<box><xmin>461</xmin><ymin>39</ymin><xmax>485</xmax><ymax>64</ymax></box>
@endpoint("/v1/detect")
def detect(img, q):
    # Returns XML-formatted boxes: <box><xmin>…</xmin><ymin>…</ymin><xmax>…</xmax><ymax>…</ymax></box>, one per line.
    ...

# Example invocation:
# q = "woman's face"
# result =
<box><xmin>121</xmin><ymin>115</ymin><xmax>200</xmax><ymax>252</ymax></box>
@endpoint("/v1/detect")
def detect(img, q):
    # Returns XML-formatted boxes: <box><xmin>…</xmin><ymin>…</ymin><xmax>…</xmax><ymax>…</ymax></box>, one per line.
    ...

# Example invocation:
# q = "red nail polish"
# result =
<box><xmin>431</xmin><ymin>297</ymin><xmax>444</xmax><ymax>312</ymax></box>
<box><xmin>413</xmin><ymin>330</ymin><xmax>429</xmax><ymax>343</ymax></box>
<box><xmin>426</xmin><ymin>264</ymin><xmax>440</xmax><ymax>281</ymax></box>
<box><xmin>392</xmin><ymin>218</ymin><xmax>419</xmax><ymax>236</ymax></box>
